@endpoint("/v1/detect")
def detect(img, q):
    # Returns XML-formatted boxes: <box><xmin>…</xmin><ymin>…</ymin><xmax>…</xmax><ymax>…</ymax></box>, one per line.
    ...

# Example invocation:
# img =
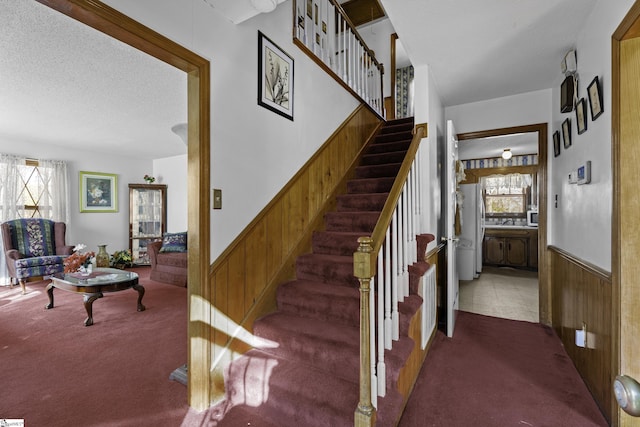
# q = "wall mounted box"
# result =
<box><xmin>561</xmin><ymin>75</ymin><xmax>575</xmax><ymax>113</ymax></box>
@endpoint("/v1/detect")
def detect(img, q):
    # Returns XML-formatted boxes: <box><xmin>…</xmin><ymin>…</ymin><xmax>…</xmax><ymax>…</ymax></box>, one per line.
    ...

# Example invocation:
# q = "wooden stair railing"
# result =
<box><xmin>354</xmin><ymin>122</ymin><xmax>429</xmax><ymax>427</ymax></box>
<box><xmin>292</xmin><ymin>0</ymin><xmax>385</xmax><ymax>119</ymax></box>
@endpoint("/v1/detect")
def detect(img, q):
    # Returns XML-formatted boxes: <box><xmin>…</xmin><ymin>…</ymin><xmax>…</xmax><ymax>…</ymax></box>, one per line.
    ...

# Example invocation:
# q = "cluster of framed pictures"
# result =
<box><xmin>554</xmin><ymin>76</ymin><xmax>603</xmax><ymax>157</ymax></box>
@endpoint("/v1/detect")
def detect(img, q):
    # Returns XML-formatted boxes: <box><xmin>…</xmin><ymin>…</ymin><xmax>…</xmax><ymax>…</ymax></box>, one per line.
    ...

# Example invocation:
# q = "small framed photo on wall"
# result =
<box><xmin>562</xmin><ymin>118</ymin><xmax>572</xmax><ymax>149</ymax></box>
<box><xmin>553</xmin><ymin>131</ymin><xmax>561</xmax><ymax>157</ymax></box>
<box><xmin>576</xmin><ymin>98</ymin><xmax>587</xmax><ymax>135</ymax></box>
<box><xmin>587</xmin><ymin>76</ymin><xmax>604</xmax><ymax>121</ymax></box>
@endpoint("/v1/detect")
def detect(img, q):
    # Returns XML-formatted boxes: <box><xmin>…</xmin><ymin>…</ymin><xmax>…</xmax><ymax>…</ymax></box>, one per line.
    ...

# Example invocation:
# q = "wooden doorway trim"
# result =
<box><xmin>457</xmin><ymin>123</ymin><xmax>549</xmax><ymax>324</ymax></box>
<box><xmin>36</xmin><ymin>0</ymin><xmax>212</xmax><ymax>410</ymax></box>
<box><xmin>612</xmin><ymin>2</ymin><xmax>640</xmax><ymax>425</ymax></box>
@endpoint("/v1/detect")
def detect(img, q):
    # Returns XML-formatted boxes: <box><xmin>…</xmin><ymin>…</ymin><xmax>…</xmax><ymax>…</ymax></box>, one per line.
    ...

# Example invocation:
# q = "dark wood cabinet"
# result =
<box><xmin>483</xmin><ymin>228</ymin><xmax>538</xmax><ymax>270</ymax></box>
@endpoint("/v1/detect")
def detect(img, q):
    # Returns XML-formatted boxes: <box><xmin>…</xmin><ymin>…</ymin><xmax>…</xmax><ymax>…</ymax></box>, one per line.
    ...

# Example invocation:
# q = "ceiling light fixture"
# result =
<box><xmin>502</xmin><ymin>148</ymin><xmax>513</xmax><ymax>160</ymax></box>
<box><xmin>171</xmin><ymin>123</ymin><xmax>188</xmax><ymax>145</ymax></box>
<box><xmin>251</xmin><ymin>0</ymin><xmax>278</xmax><ymax>13</ymax></box>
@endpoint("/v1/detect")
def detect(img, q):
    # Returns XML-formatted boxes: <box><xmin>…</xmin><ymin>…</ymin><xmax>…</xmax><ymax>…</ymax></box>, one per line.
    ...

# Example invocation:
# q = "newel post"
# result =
<box><xmin>354</xmin><ymin>237</ymin><xmax>376</xmax><ymax>427</ymax></box>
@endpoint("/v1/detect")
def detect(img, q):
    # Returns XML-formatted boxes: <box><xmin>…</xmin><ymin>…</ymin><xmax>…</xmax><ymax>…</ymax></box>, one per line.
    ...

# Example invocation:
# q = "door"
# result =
<box><xmin>446</xmin><ymin>120</ymin><xmax>460</xmax><ymax>338</ymax></box>
<box><xmin>484</xmin><ymin>236</ymin><xmax>505</xmax><ymax>265</ymax></box>
<box><xmin>505</xmin><ymin>237</ymin><xmax>528</xmax><ymax>267</ymax></box>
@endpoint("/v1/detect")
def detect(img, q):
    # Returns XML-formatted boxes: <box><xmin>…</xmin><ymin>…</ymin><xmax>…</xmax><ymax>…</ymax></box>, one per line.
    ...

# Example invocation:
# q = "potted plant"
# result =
<box><xmin>110</xmin><ymin>249</ymin><xmax>133</xmax><ymax>269</ymax></box>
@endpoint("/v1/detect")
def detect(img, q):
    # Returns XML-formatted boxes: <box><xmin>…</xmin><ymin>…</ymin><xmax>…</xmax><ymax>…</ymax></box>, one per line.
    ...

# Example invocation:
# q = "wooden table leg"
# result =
<box><xmin>83</xmin><ymin>293</ymin><xmax>103</xmax><ymax>326</ymax></box>
<box><xmin>133</xmin><ymin>284</ymin><xmax>146</xmax><ymax>312</ymax></box>
<box><xmin>45</xmin><ymin>282</ymin><xmax>55</xmax><ymax>310</ymax></box>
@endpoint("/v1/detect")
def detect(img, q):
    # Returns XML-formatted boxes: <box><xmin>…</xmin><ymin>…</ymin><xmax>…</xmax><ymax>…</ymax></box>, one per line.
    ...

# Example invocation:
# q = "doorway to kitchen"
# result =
<box><xmin>455</xmin><ymin>123</ymin><xmax>548</xmax><ymax>324</ymax></box>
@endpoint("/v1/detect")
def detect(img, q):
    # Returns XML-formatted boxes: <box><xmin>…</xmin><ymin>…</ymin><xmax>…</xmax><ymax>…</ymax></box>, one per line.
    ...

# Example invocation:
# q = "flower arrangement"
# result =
<box><xmin>143</xmin><ymin>174</ymin><xmax>156</xmax><ymax>184</ymax></box>
<box><xmin>111</xmin><ymin>249</ymin><xmax>133</xmax><ymax>268</ymax></box>
<box><xmin>64</xmin><ymin>244</ymin><xmax>95</xmax><ymax>273</ymax></box>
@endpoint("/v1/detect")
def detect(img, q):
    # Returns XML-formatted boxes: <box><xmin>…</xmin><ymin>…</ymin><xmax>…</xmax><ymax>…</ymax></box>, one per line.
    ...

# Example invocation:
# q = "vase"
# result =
<box><xmin>96</xmin><ymin>245</ymin><xmax>109</xmax><ymax>268</ymax></box>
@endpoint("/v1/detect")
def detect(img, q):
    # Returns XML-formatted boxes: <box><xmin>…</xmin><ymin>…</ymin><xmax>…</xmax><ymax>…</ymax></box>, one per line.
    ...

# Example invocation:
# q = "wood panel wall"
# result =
<box><xmin>549</xmin><ymin>246</ymin><xmax>613</xmax><ymax>422</ymax></box>
<box><xmin>208</xmin><ymin>105</ymin><xmax>382</xmax><ymax>398</ymax></box>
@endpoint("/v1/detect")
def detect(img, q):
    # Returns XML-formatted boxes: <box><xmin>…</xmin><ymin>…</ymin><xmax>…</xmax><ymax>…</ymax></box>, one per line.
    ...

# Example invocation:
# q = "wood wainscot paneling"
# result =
<box><xmin>208</xmin><ymin>105</ymin><xmax>382</xmax><ymax>401</ymax></box>
<box><xmin>549</xmin><ymin>246</ymin><xmax>612</xmax><ymax>423</ymax></box>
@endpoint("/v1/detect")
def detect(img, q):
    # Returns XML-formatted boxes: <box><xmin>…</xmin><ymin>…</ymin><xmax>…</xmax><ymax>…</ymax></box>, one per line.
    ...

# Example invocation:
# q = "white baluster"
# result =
<box><xmin>402</xmin><ymin>183</ymin><xmax>409</xmax><ymax>299</ymax></box>
<box><xmin>377</xmin><ymin>249</ymin><xmax>386</xmax><ymax>396</ymax></box>
<box><xmin>384</xmin><ymin>228</ymin><xmax>392</xmax><ymax>349</ymax></box>
<box><xmin>370</xmin><ymin>274</ymin><xmax>377</xmax><ymax>407</ymax></box>
<box><xmin>391</xmin><ymin>206</ymin><xmax>400</xmax><ymax>341</ymax></box>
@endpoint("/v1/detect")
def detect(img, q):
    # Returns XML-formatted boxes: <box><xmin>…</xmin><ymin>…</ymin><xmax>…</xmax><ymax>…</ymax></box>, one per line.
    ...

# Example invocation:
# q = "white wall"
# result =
<box><xmin>547</xmin><ymin>0</ymin><xmax>634</xmax><ymax>271</ymax></box>
<box><xmin>413</xmin><ymin>64</ymin><xmax>444</xmax><ymax>250</ymax></box>
<box><xmin>359</xmin><ymin>19</ymin><xmax>396</xmax><ymax>98</ymax></box>
<box><xmin>445</xmin><ymin>89</ymin><xmax>552</xmax><ymax>134</ymax></box>
<box><xmin>102</xmin><ymin>0</ymin><xmax>360</xmax><ymax>260</ymax></box>
<box><xmin>0</xmin><ymin>139</ymin><xmax>152</xmax><ymax>255</ymax></box>
<box><xmin>154</xmin><ymin>154</ymin><xmax>187</xmax><ymax>232</ymax></box>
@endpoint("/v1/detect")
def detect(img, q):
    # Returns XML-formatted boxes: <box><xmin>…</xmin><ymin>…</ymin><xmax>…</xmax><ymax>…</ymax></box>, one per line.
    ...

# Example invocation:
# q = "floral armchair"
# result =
<box><xmin>1</xmin><ymin>218</ymin><xmax>73</xmax><ymax>294</ymax></box>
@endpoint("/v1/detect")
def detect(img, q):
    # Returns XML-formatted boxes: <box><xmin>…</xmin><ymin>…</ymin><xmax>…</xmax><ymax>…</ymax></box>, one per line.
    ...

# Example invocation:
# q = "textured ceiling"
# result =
<box><xmin>0</xmin><ymin>1</ymin><xmax>187</xmax><ymax>160</ymax></box>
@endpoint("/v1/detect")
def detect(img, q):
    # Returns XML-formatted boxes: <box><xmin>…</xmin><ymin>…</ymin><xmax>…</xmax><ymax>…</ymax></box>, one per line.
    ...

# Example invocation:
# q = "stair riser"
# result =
<box><xmin>360</xmin><ymin>150</ymin><xmax>407</xmax><ymax>166</ymax></box>
<box><xmin>296</xmin><ymin>257</ymin><xmax>359</xmax><ymax>286</ymax></box>
<box><xmin>311</xmin><ymin>232</ymin><xmax>360</xmax><ymax>256</ymax></box>
<box><xmin>375</xmin><ymin>131</ymin><xmax>414</xmax><ymax>144</ymax></box>
<box><xmin>355</xmin><ymin>163</ymin><xmax>402</xmax><ymax>179</ymax></box>
<box><xmin>347</xmin><ymin>178</ymin><xmax>394</xmax><ymax>194</ymax></box>
<box><xmin>324</xmin><ymin>212</ymin><xmax>379</xmax><ymax>233</ymax></box>
<box><xmin>277</xmin><ymin>285</ymin><xmax>360</xmax><ymax>327</ymax></box>
<box><xmin>380</xmin><ymin>123</ymin><xmax>414</xmax><ymax>135</ymax></box>
<box><xmin>336</xmin><ymin>193</ymin><xmax>388</xmax><ymax>212</ymax></box>
<box><xmin>253</xmin><ymin>322</ymin><xmax>360</xmax><ymax>382</ymax></box>
<box><xmin>366</xmin><ymin>140</ymin><xmax>411</xmax><ymax>155</ymax></box>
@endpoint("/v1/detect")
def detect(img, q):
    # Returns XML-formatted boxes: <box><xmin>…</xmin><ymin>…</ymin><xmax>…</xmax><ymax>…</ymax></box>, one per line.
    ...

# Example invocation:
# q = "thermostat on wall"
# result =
<box><xmin>577</xmin><ymin>161</ymin><xmax>591</xmax><ymax>185</ymax></box>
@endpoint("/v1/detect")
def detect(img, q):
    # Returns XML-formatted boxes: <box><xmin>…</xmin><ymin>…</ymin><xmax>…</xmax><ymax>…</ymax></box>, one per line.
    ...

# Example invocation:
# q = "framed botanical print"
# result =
<box><xmin>576</xmin><ymin>98</ymin><xmax>587</xmax><ymax>135</ymax></box>
<box><xmin>553</xmin><ymin>130</ymin><xmax>561</xmax><ymax>157</ymax></box>
<box><xmin>79</xmin><ymin>171</ymin><xmax>118</xmax><ymax>213</ymax></box>
<box><xmin>587</xmin><ymin>76</ymin><xmax>603</xmax><ymax>121</ymax></box>
<box><xmin>258</xmin><ymin>31</ymin><xmax>294</xmax><ymax>121</ymax></box>
<box><xmin>562</xmin><ymin>118</ymin><xmax>572</xmax><ymax>149</ymax></box>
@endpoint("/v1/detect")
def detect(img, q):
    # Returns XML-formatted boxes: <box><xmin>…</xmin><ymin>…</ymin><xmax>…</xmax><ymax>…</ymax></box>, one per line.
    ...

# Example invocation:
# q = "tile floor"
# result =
<box><xmin>458</xmin><ymin>265</ymin><xmax>539</xmax><ymax>322</ymax></box>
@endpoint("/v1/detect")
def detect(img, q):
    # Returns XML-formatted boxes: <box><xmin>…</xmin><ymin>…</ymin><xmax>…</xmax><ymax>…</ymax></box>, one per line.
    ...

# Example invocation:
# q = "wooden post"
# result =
<box><xmin>354</xmin><ymin>237</ymin><xmax>376</xmax><ymax>427</ymax></box>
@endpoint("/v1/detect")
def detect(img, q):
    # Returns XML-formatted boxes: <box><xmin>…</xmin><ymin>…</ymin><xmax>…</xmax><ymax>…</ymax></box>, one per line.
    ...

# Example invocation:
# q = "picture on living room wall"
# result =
<box><xmin>576</xmin><ymin>97</ymin><xmax>587</xmax><ymax>135</ymax></box>
<box><xmin>587</xmin><ymin>76</ymin><xmax>604</xmax><ymax>121</ymax></box>
<box><xmin>553</xmin><ymin>130</ymin><xmax>561</xmax><ymax>157</ymax></box>
<box><xmin>258</xmin><ymin>31</ymin><xmax>294</xmax><ymax>121</ymax></box>
<box><xmin>80</xmin><ymin>171</ymin><xmax>118</xmax><ymax>213</ymax></box>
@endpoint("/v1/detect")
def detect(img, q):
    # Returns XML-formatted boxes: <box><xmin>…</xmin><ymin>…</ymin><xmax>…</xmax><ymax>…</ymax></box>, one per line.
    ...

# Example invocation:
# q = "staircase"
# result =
<box><xmin>213</xmin><ymin>117</ymin><xmax>432</xmax><ymax>426</ymax></box>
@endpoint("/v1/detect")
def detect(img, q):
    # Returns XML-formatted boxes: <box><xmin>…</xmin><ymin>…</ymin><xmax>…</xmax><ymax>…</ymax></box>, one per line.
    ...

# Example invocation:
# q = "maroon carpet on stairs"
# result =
<box><xmin>0</xmin><ymin>267</ymin><xmax>191</xmax><ymax>427</ymax></box>
<box><xmin>398</xmin><ymin>311</ymin><xmax>609</xmax><ymax>427</ymax></box>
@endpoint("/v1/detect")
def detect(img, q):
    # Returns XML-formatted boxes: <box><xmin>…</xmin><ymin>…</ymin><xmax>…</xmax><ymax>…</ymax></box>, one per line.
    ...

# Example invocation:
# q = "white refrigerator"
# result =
<box><xmin>457</xmin><ymin>183</ymin><xmax>485</xmax><ymax>280</ymax></box>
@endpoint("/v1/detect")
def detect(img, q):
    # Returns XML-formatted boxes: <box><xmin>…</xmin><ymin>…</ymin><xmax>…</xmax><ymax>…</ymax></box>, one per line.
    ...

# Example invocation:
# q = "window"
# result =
<box><xmin>482</xmin><ymin>174</ymin><xmax>532</xmax><ymax>217</ymax></box>
<box><xmin>15</xmin><ymin>160</ymin><xmax>52</xmax><ymax>218</ymax></box>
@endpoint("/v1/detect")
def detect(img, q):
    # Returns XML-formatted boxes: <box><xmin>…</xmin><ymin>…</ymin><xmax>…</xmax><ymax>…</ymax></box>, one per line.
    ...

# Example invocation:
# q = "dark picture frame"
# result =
<box><xmin>562</xmin><ymin>118</ymin><xmax>572</xmax><ymax>149</ymax></box>
<box><xmin>258</xmin><ymin>31</ymin><xmax>294</xmax><ymax>121</ymax></box>
<box><xmin>576</xmin><ymin>98</ymin><xmax>587</xmax><ymax>135</ymax></box>
<box><xmin>79</xmin><ymin>171</ymin><xmax>118</xmax><ymax>213</ymax></box>
<box><xmin>553</xmin><ymin>131</ymin><xmax>561</xmax><ymax>157</ymax></box>
<box><xmin>587</xmin><ymin>76</ymin><xmax>604</xmax><ymax>121</ymax></box>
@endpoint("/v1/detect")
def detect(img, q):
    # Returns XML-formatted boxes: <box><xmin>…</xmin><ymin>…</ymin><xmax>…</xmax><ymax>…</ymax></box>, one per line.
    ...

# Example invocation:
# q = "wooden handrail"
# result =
<box><xmin>367</xmin><ymin>124</ymin><xmax>427</xmax><ymax>263</ymax></box>
<box><xmin>353</xmin><ymin>122</ymin><xmax>427</xmax><ymax>427</ymax></box>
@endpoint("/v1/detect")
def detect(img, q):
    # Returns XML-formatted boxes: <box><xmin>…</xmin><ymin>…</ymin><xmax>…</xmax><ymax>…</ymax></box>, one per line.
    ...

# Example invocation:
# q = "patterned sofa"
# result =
<box><xmin>148</xmin><ymin>232</ymin><xmax>187</xmax><ymax>287</ymax></box>
<box><xmin>1</xmin><ymin>218</ymin><xmax>74</xmax><ymax>294</ymax></box>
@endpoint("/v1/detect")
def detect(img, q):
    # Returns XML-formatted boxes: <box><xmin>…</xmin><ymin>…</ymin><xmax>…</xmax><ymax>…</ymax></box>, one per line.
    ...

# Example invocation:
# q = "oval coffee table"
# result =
<box><xmin>46</xmin><ymin>267</ymin><xmax>145</xmax><ymax>326</ymax></box>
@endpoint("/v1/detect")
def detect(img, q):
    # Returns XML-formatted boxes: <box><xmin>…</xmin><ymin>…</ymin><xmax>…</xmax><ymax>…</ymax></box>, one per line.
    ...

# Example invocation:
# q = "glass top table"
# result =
<box><xmin>46</xmin><ymin>267</ymin><xmax>145</xmax><ymax>326</ymax></box>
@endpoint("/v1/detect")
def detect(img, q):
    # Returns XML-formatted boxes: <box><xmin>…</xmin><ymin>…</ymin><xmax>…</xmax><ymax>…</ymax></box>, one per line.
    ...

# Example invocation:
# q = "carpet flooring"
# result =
<box><xmin>398</xmin><ymin>311</ymin><xmax>609</xmax><ymax>427</ymax></box>
<box><xmin>0</xmin><ymin>267</ymin><xmax>190</xmax><ymax>427</ymax></box>
<box><xmin>1</xmin><ymin>271</ymin><xmax>608</xmax><ymax>426</ymax></box>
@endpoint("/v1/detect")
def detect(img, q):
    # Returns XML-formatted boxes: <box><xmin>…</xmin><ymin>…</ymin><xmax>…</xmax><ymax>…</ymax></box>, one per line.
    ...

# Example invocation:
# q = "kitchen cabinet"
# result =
<box><xmin>483</xmin><ymin>228</ymin><xmax>538</xmax><ymax>270</ymax></box>
<box><xmin>129</xmin><ymin>184</ymin><xmax>167</xmax><ymax>265</ymax></box>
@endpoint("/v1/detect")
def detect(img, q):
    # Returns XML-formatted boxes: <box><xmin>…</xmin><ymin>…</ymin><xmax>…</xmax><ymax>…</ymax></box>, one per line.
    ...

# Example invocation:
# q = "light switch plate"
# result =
<box><xmin>213</xmin><ymin>189</ymin><xmax>222</xmax><ymax>209</ymax></box>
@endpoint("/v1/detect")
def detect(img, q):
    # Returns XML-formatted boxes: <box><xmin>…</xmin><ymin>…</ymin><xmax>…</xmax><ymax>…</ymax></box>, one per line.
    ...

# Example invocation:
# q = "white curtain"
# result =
<box><xmin>39</xmin><ymin>159</ymin><xmax>70</xmax><ymax>223</ymax></box>
<box><xmin>0</xmin><ymin>154</ymin><xmax>26</xmax><ymax>284</ymax></box>
<box><xmin>0</xmin><ymin>155</ymin><xmax>69</xmax><ymax>285</ymax></box>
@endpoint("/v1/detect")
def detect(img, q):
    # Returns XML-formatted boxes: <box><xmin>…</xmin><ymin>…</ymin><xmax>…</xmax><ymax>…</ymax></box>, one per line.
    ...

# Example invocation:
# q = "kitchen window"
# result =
<box><xmin>482</xmin><ymin>173</ymin><xmax>532</xmax><ymax>217</ymax></box>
